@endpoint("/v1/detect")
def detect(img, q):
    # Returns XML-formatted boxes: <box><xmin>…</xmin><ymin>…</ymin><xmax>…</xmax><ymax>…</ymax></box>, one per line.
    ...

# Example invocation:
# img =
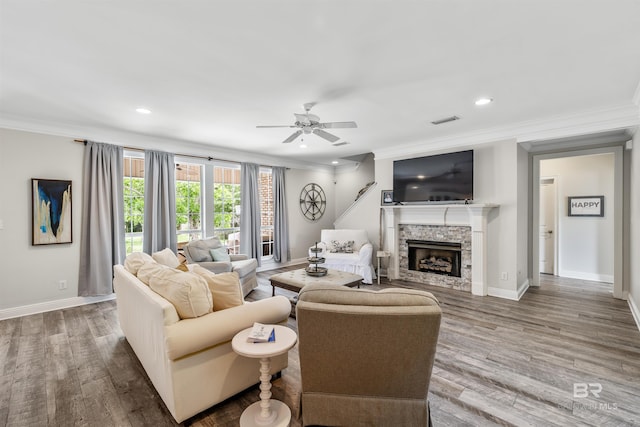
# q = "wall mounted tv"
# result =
<box><xmin>393</xmin><ymin>150</ymin><xmax>474</xmax><ymax>203</ymax></box>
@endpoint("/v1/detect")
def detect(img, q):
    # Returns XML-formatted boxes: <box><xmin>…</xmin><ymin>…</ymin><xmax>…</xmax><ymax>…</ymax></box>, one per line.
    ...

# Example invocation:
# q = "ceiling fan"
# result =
<box><xmin>257</xmin><ymin>102</ymin><xmax>357</xmax><ymax>144</ymax></box>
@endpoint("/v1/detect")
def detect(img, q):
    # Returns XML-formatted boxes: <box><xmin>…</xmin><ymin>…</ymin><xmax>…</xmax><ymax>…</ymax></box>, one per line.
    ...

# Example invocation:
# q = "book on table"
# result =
<box><xmin>247</xmin><ymin>323</ymin><xmax>276</xmax><ymax>343</ymax></box>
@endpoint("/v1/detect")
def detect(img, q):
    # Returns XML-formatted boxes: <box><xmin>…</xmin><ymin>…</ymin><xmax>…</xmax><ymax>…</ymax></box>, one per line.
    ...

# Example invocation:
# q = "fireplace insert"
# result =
<box><xmin>407</xmin><ymin>240</ymin><xmax>462</xmax><ymax>277</ymax></box>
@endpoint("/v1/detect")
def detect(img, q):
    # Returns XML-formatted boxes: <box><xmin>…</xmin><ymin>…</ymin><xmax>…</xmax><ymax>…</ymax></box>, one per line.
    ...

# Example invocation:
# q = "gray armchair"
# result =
<box><xmin>183</xmin><ymin>237</ymin><xmax>258</xmax><ymax>296</ymax></box>
<box><xmin>296</xmin><ymin>283</ymin><xmax>442</xmax><ymax>426</ymax></box>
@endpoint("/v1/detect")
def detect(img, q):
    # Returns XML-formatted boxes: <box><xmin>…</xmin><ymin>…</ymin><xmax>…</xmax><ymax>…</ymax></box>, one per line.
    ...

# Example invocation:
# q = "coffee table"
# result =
<box><xmin>269</xmin><ymin>268</ymin><xmax>363</xmax><ymax>296</ymax></box>
<box><xmin>232</xmin><ymin>325</ymin><xmax>297</xmax><ymax>427</ymax></box>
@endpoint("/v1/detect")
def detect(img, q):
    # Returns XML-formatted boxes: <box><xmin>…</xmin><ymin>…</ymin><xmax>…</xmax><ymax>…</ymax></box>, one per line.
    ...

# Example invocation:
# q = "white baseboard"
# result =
<box><xmin>0</xmin><ymin>294</ymin><xmax>116</xmax><ymax>321</ymax></box>
<box><xmin>488</xmin><ymin>280</ymin><xmax>530</xmax><ymax>301</ymax></box>
<box><xmin>517</xmin><ymin>279</ymin><xmax>530</xmax><ymax>300</ymax></box>
<box><xmin>559</xmin><ymin>269</ymin><xmax>614</xmax><ymax>283</ymax></box>
<box><xmin>628</xmin><ymin>295</ymin><xmax>640</xmax><ymax>332</ymax></box>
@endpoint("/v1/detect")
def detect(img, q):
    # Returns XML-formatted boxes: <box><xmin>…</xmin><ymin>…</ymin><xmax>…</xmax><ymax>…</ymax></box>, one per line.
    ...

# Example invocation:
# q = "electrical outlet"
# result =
<box><xmin>58</xmin><ymin>280</ymin><xmax>67</xmax><ymax>290</ymax></box>
<box><xmin>500</xmin><ymin>272</ymin><xmax>508</xmax><ymax>280</ymax></box>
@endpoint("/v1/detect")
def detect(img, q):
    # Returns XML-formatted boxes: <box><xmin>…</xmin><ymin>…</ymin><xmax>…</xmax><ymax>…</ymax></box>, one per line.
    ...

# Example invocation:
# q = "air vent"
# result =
<box><xmin>332</xmin><ymin>141</ymin><xmax>349</xmax><ymax>146</ymax></box>
<box><xmin>431</xmin><ymin>115</ymin><xmax>460</xmax><ymax>125</ymax></box>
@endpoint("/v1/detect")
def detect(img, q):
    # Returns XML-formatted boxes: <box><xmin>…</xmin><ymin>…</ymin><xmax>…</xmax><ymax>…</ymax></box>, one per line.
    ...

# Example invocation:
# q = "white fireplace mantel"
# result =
<box><xmin>381</xmin><ymin>204</ymin><xmax>498</xmax><ymax>296</ymax></box>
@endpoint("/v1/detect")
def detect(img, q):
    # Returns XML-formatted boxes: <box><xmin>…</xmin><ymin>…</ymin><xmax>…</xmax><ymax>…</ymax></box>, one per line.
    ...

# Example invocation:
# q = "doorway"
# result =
<box><xmin>532</xmin><ymin>146</ymin><xmax>623</xmax><ymax>299</ymax></box>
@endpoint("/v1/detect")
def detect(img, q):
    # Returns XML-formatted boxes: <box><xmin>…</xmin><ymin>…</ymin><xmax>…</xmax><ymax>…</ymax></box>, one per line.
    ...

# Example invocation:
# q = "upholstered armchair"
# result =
<box><xmin>296</xmin><ymin>283</ymin><xmax>442</xmax><ymax>426</ymax></box>
<box><xmin>308</xmin><ymin>229</ymin><xmax>376</xmax><ymax>284</ymax></box>
<box><xmin>183</xmin><ymin>237</ymin><xmax>258</xmax><ymax>296</ymax></box>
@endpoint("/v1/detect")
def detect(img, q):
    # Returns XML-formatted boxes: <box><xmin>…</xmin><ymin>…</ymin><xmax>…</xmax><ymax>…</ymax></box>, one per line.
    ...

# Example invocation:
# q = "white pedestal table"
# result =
<box><xmin>231</xmin><ymin>325</ymin><xmax>297</xmax><ymax>427</ymax></box>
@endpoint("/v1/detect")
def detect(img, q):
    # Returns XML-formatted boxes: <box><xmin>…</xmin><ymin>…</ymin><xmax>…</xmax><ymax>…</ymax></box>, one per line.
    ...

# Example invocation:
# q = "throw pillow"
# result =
<box><xmin>343</xmin><ymin>240</ymin><xmax>355</xmax><ymax>253</ymax></box>
<box><xmin>124</xmin><ymin>252</ymin><xmax>155</xmax><ymax>275</ymax></box>
<box><xmin>210</xmin><ymin>247</ymin><xmax>231</xmax><ymax>262</ymax></box>
<box><xmin>191</xmin><ymin>265</ymin><xmax>244</xmax><ymax>311</ymax></box>
<box><xmin>329</xmin><ymin>240</ymin><xmax>343</xmax><ymax>253</ymax></box>
<box><xmin>152</xmin><ymin>248</ymin><xmax>180</xmax><ymax>268</ymax></box>
<box><xmin>138</xmin><ymin>262</ymin><xmax>213</xmax><ymax>319</ymax></box>
<box><xmin>329</xmin><ymin>240</ymin><xmax>355</xmax><ymax>253</ymax></box>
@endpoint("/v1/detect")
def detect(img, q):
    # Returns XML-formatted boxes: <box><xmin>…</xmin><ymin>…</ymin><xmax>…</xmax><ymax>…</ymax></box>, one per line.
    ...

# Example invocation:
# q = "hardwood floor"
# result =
<box><xmin>1</xmin><ymin>269</ymin><xmax>639</xmax><ymax>426</ymax></box>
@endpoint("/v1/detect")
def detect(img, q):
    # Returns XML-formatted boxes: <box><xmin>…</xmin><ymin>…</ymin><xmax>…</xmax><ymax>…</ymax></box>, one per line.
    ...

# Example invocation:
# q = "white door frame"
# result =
<box><xmin>539</xmin><ymin>176</ymin><xmax>558</xmax><ymax>275</ymax></box>
<box><xmin>531</xmin><ymin>146</ymin><xmax>623</xmax><ymax>299</ymax></box>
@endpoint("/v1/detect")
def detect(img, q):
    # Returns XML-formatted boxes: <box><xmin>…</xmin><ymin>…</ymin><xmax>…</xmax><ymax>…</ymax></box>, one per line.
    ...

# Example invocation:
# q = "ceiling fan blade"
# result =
<box><xmin>312</xmin><ymin>128</ymin><xmax>340</xmax><ymax>143</ymax></box>
<box><xmin>320</xmin><ymin>121</ymin><xmax>357</xmax><ymax>129</ymax></box>
<box><xmin>257</xmin><ymin>125</ymin><xmax>296</xmax><ymax>128</ymax></box>
<box><xmin>282</xmin><ymin>130</ymin><xmax>302</xmax><ymax>143</ymax></box>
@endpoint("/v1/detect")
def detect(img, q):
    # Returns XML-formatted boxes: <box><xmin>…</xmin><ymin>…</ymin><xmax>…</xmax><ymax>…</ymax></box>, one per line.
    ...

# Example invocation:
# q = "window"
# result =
<box><xmin>124</xmin><ymin>155</ymin><xmax>145</xmax><ymax>255</ymax></box>
<box><xmin>213</xmin><ymin>165</ymin><xmax>241</xmax><ymax>253</ymax></box>
<box><xmin>259</xmin><ymin>169</ymin><xmax>274</xmax><ymax>258</ymax></box>
<box><xmin>175</xmin><ymin>162</ymin><xmax>203</xmax><ymax>247</ymax></box>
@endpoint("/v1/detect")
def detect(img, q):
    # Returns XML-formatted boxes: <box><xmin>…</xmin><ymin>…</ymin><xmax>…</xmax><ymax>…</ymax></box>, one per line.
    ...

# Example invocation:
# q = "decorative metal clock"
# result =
<box><xmin>299</xmin><ymin>183</ymin><xmax>326</xmax><ymax>221</ymax></box>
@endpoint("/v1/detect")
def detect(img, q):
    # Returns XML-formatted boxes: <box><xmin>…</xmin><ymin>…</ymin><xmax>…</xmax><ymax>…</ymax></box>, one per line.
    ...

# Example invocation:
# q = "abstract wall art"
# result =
<box><xmin>32</xmin><ymin>178</ymin><xmax>72</xmax><ymax>245</ymax></box>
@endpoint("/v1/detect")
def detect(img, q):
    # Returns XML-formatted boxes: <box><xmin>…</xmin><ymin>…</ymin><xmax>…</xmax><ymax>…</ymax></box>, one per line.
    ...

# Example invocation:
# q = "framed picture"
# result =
<box><xmin>568</xmin><ymin>196</ymin><xmax>604</xmax><ymax>217</ymax></box>
<box><xmin>381</xmin><ymin>190</ymin><xmax>394</xmax><ymax>205</ymax></box>
<box><xmin>32</xmin><ymin>179</ymin><xmax>72</xmax><ymax>245</ymax></box>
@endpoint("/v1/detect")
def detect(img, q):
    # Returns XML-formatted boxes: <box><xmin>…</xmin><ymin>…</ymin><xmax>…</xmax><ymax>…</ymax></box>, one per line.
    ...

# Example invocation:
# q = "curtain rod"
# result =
<box><xmin>73</xmin><ymin>139</ymin><xmax>291</xmax><ymax>169</ymax></box>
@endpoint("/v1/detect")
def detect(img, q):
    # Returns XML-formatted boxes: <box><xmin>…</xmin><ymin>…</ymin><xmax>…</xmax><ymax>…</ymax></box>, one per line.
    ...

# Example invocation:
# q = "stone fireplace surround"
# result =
<box><xmin>381</xmin><ymin>204</ymin><xmax>497</xmax><ymax>296</ymax></box>
<box><xmin>400</xmin><ymin>225</ymin><xmax>471</xmax><ymax>290</ymax></box>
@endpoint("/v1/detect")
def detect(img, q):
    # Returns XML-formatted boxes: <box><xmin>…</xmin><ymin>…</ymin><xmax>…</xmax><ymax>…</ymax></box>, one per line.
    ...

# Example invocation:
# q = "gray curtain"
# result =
<box><xmin>272</xmin><ymin>167</ymin><xmax>290</xmax><ymax>262</ymax></box>
<box><xmin>143</xmin><ymin>150</ymin><xmax>177</xmax><ymax>253</ymax></box>
<box><xmin>240</xmin><ymin>162</ymin><xmax>262</xmax><ymax>266</ymax></box>
<box><xmin>78</xmin><ymin>141</ymin><xmax>125</xmax><ymax>296</ymax></box>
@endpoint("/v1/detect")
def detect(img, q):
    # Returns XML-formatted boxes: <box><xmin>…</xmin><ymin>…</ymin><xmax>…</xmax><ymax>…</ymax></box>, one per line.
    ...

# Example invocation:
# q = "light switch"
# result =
<box><xmin>0</xmin><ymin>219</ymin><xmax>4</xmax><ymax>230</ymax></box>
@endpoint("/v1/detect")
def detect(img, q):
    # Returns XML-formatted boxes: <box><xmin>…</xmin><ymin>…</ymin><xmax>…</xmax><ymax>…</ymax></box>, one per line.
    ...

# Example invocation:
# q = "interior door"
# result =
<box><xmin>539</xmin><ymin>178</ymin><xmax>556</xmax><ymax>274</ymax></box>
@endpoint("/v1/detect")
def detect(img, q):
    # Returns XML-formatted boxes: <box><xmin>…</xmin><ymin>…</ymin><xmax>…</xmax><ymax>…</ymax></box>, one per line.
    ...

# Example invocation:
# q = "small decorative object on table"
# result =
<box><xmin>306</xmin><ymin>242</ymin><xmax>328</xmax><ymax>277</ymax></box>
<box><xmin>247</xmin><ymin>323</ymin><xmax>276</xmax><ymax>343</ymax></box>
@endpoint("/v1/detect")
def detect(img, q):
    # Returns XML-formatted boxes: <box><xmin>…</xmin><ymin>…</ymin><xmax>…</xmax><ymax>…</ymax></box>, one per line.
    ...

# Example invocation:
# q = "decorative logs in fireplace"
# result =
<box><xmin>407</xmin><ymin>239</ymin><xmax>462</xmax><ymax>277</ymax></box>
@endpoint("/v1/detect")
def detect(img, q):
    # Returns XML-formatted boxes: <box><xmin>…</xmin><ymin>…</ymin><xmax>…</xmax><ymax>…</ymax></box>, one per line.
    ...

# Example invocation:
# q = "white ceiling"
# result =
<box><xmin>2</xmin><ymin>1</ymin><xmax>640</xmax><ymax>167</ymax></box>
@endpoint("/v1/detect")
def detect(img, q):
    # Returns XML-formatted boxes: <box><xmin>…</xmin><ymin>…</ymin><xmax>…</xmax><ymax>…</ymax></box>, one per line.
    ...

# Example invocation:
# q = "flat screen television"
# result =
<box><xmin>393</xmin><ymin>150</ymin><xmax>473</xmax><ymax>203</ymax></box>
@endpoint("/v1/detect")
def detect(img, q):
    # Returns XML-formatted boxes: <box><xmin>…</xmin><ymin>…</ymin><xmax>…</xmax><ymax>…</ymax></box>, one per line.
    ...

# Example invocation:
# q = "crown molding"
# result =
<box><xmin>374</xmin><ymin>103</ymin><xmax>640</xmax><ymax>160</ymax></box>
<box><xmin>0</xmin><ymin>114</ymin><xmax>335</xmax><ymax>172</ymax></box>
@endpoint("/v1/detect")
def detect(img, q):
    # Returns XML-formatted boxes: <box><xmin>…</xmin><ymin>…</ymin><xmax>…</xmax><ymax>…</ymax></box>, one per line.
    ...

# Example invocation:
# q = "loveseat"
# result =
<box><xmin>308</xmin><ymin>229</ymin><xmax>376</xmax><ymax>284</ymax></box>
<box><xmin>113</xmin><ymin>258</ymin><xmax>291</xmax><ymax>423</ymax></box>
<box><xmin>183</xmin><ymin>236</ymin><xmax>258</xmax><ymax>296</ymax></box>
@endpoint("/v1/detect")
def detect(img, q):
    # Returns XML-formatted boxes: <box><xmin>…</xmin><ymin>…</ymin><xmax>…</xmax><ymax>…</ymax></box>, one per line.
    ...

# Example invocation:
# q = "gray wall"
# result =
<box><xmin>0</xmin><ymin>129</ymin><xmax>84</xmax><ymax>310</ymax></box>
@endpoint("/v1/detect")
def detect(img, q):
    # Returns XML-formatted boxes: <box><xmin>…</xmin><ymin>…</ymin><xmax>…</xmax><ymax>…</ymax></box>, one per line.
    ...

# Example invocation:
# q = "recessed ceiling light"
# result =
<box><xmin>331</xmin><ymin>161</ymin><xmax>339</xmax><ymax>164</ymax></box>
<box><xmin>136</xmin><ymin>107</ymin><xmax>152</xmax><ymax>114</ymax></box>
<box><xmin>300</xmin><ymin>144</ymin><xmax>307</xmax><ymax>149</ymax></box>
<box><xmin>474</xmin><ymin>98</ymin><xmax>493</xmax><ymax>106</ymax></box>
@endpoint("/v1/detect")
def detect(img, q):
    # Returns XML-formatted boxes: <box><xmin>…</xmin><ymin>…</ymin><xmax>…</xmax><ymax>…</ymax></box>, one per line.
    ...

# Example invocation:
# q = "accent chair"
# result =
<box><xmin>296</xmin><ymin>283</ymin><xmax>442</xmax><ymax>426</ymax></box>
<box><xmin>183</xmin><ymin>236</ymin><xmax>258</xmax><ymax>296</ymax></box>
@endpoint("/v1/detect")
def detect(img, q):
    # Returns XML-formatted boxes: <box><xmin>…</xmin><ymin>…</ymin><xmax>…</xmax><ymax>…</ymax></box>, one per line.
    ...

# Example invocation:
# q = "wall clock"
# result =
<box><xmin>299</xmin><ymin>183</ymin><xmax>326</xmax><ymax>221</ymax></box>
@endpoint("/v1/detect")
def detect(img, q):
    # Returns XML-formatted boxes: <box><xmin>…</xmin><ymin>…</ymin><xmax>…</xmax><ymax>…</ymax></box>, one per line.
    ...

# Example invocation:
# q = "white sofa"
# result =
<box><xmin>308</xmin><ymin>229</ymin><xmax>376</xmax><ymax>284</ymax></box>
<box><xmin>113</xmin><ymin>264</ymin><xmax>291</xmax><ymax>423</ymax></box>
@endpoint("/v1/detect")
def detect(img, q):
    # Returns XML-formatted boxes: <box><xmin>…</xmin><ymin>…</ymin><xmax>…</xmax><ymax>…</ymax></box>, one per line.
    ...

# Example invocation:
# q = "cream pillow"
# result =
<box><xmin>191</xmin><ymin>265</ymin><xmax>244</xmax><ymax>311</ymax></box>
<box><xmin>124</xmin><ymin>252</ymin><xmax>155</xmax><ymax>275</ymax></box>
<box><xmin>138</xmin><ymin>262</ymin><xmax>213</xmax><ymax>319</ymax></box>
<box><xmin>152</xmin><ymin>248</ymin><xmax>180</xmax><ymax>268</ymax></box>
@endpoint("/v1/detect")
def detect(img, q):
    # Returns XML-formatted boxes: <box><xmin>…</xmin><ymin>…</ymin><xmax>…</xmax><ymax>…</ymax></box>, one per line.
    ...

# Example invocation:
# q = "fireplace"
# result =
<box><xmin>407</xmin><ymin>240</ymin><xmax>462</xmax><ymax>277</ymax></box>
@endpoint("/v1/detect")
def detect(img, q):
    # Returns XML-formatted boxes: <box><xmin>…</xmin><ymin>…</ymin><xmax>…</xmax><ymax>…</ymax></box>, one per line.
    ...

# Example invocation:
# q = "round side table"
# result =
<box><xmin>232</xmin><ymin>325</ymin><xmax>297</xmax><ymax>427</ymax></box>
